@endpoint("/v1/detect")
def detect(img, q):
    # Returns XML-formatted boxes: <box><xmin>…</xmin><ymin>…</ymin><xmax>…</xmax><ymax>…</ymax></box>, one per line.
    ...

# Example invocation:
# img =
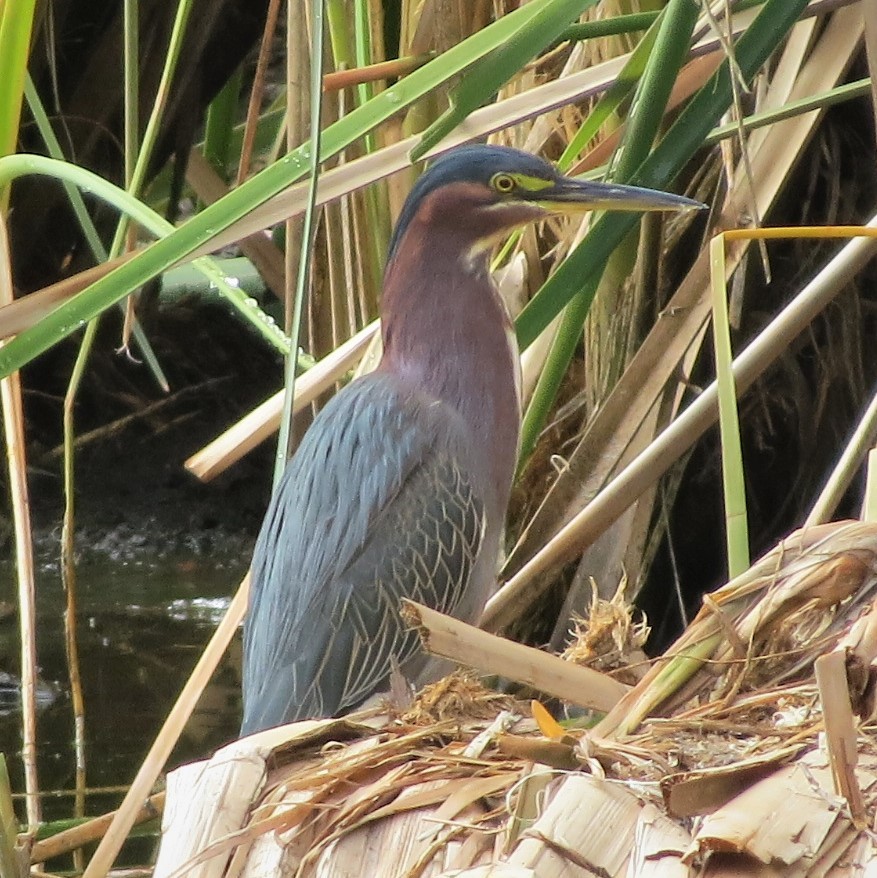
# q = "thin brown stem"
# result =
<box><xmin>322</xmin><ymin>53</ymin><xmax>431</xmax><ymax>92</ymax></box>
<box><xmin>61</xmin><ymin>330</ymin><xmax>91</xmax><ymax>869</ymax></box>
<box><xmin>236</xmin><ymin>0</ymin><xmax>283</xmax><ymax>186</ymax></box>
<box><xmin>0</xmin><ymin>214</ymin><xmax>40</xmax><ymax>828</ymax></box>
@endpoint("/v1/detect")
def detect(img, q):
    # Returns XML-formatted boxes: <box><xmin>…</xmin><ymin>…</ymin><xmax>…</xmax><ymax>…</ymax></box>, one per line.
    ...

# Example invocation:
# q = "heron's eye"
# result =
<box><xmin>491</xmin><ymin>173</ymin><xmax>516</xmax><ymax>194</ymax></box>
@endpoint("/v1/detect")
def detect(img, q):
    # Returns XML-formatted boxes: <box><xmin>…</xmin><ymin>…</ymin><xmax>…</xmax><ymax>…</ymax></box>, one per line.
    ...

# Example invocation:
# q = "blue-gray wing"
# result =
<box><xmin>241</xmin><ymin>374</ymin><xmax>486</xmax><ymax>734</ymax></box>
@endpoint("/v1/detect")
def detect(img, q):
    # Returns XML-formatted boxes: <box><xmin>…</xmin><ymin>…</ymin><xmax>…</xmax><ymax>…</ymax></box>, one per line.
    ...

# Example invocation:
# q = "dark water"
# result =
<box><xmin>0</xmin><ymin>550</ymin><xmax>246</xmax><ymax>858</ymax></box>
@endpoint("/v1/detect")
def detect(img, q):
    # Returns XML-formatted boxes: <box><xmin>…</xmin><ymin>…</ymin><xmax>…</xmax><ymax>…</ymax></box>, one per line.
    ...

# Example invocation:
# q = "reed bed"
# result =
<box><xmin>1</xmin><ymin>0</ymin><xmax>876</xmax><ymax>875</ymax></box>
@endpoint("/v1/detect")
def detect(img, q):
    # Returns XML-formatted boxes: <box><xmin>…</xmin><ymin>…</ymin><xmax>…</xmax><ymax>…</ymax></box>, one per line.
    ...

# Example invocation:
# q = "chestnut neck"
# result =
<box><xmin>378</xmin><ymin>210</ymin><xmax>521</xmax><ymax>511</ymax></box>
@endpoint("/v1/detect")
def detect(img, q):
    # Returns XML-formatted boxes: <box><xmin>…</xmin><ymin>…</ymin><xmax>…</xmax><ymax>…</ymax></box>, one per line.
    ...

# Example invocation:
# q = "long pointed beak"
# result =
<box><xmin>534</xmin><ymin>177</ymin><xmax>705</xmax><ymax>214</ymax></box>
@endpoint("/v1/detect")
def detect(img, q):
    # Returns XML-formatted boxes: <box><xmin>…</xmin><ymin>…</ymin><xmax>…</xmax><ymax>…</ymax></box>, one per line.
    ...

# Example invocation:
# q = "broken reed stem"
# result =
<box><xmin>401</xmin><ymin>600</ymin><xmax>629</xmax><ymax>713</ymax></box>
<box><xmin>30</xmin><ymin>792</ymin><xmax>165</xmax><ymax>864</ymax></box>
<box><xmin>0</xmin><ymin>214</ymin><xmax>40</xmax><ymax>828</ymax></box>
<box><xmin>2</xmin><ymin>420</ymin><xmax>38</xmax><ymax>825</ymax></box>
<box><xmin>862</xmin><ymin>449</ymin><xmax>877</xmax><ymax>522</ymax></box>
<box><xmin>185</xmin><ymin>319</ymin><xmax>379</xmax><ymax>482</ymax></box>
<box><xmin>814</xmin><ymin>651</ymin><xmax>866</xmax><ymax>828</ymax></box>
<box><xmin>81</xmin><ymin>574</ymin><xmax>250</xmax><ymax>878</ymax></box>
<box><xmin>322</xmin><ymin>55</ymin><xmax>432</xmax><ymax>92</ymax></box>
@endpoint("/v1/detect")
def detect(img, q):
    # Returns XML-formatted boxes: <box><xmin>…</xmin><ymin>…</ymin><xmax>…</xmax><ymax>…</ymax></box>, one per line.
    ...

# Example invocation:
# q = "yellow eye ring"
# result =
<box><xmin>492</xmin><ymin>173</ymin><xmax>516</xmax><ymax>194</ymax></box>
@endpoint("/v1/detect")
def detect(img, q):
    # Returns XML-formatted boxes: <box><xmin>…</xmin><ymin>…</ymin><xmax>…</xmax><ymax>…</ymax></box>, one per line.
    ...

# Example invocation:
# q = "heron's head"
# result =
<box><xmin>386</xmin><ymin>144</ymin><xmax>703</xmax><ymax>268</ymax></box>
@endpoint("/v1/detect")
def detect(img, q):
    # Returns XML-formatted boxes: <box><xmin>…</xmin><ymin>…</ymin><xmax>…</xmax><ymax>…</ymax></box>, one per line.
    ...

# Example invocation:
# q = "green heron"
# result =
<box><xmin>241</xmin><ymin>145</ymin><xmax>701</xmax><ymax>734</ymax></box>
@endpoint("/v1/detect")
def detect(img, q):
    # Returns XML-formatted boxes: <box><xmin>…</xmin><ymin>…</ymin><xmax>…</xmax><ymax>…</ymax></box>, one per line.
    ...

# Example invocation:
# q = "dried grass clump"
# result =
<box><xmin>400</xmin><ymin>671</ymin><xmax>519</xmax><ymax>726</ymax></box>
<box><xmin>154</xmin><ymin>521</ymin><xmax>877</xmax><ymax>878</ymax></box>
<box><xmin>562</xmin><ymin>577</ymin><xmax>650</xmax><ymax>684</ymax></box>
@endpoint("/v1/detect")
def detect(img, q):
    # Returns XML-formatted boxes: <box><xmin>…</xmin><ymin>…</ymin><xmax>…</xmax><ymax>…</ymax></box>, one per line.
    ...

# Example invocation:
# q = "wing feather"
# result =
<box><xmin>241</xmin><ymin>374</ymin><xmax>486</xmax><ymax>733</ymax></box>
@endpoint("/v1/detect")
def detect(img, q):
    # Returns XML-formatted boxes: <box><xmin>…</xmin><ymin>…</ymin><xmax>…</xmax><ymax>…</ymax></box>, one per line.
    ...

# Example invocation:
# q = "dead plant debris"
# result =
<box><xmin>400</xmin><ymin>671</ymin><xmax>519</xmax><ymax>726</ymax></box>
<box><xmin>151</xmin><ymin>521</ymin><xmax>877</xmax><ymax>877</ymax></box>
<box><xmin>562</xmin><ymin>576</ymin><xmax>650</xmax><ymax>685</ymax></box>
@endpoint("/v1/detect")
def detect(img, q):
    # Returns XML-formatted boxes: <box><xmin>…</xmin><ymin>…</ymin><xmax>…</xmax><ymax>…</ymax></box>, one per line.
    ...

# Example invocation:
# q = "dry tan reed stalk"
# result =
<box><xmin>81</xmin><ymin>574</ymin><xmax>250</xmax><ymax>878</ymax></box>
<box><xmin>0</xmin><ymin>253</ymin><xmax>132</xmax><ymax>339</ymax></box>
<box><xmin>284</xmin><ymin>0</ymin><xmax>309</xmax><ymax>340</ymax></box>
<box><xmin>0</xmin><ymin>214</ymin><xmax>40</xmax><ymax>829</ymax></box>
<box><xmin>322</xmin><ymin>56</ymin><xmax>430</xmax><ymax>92</ymax></box>
<box><xmin>806</xmin><ymin>387</ymin><xmax>877</xmax><ymax>525</ymax></box>
<box><xmin>865</xmin><ymin>5</ymin><xmax>877</xmax><ymax>128</ymax></box>
<box><xmin>403</xmin><ymin>601</ymin><xmax>629</xmax><ymax>713</ymax></box>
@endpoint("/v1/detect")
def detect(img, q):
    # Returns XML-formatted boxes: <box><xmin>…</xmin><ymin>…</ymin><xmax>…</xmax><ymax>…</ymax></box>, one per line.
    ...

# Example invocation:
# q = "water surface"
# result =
<box><xmin>0</xmin><ymin>550</ymin><xmax>246</xmax><ymax>850</ymax></box>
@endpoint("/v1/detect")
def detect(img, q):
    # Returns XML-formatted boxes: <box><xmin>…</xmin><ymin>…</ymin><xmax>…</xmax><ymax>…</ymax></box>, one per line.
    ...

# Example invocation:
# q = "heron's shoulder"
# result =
<box><xmin>308</xmin><ymin>371</ymin><xmax>470</xmax><ymax>449</ymax></box>
<box><xmin>319</xmin><ymin>370</ymin><xmax>448</xmax><ymax>413</ymax></box>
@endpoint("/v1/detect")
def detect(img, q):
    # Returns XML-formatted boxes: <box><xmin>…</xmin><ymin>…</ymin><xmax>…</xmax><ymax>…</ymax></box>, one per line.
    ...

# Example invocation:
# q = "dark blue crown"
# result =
<box><xmin>387</xmin><ymin>145</ymin><xmax>559</xmax><ymax>262</ymax></box>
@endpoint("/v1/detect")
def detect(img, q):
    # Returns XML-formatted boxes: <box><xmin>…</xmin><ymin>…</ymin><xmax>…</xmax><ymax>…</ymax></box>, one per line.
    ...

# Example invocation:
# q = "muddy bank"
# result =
<box><xmin>10</xmin><ymin>303</ymin><xmax>282</xmax><ymax>567</ymax></box>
